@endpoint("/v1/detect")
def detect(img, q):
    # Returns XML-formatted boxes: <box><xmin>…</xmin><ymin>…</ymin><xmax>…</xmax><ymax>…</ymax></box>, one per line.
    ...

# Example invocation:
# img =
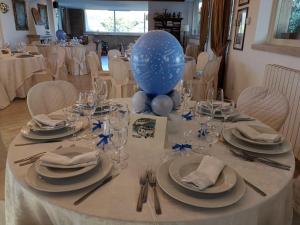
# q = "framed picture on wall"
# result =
<box><xmin>38</xmin><ymin>4</ymin><xmax>49</xmax><ymax>30</ymax></box>
<box><xmin>233</xmin><ymin>7</ymin><xmax>248</xmax><ymax>51</ymax></box>
<box><xmin>12</xmin><ymin>0</ymin><xmax>28</xmax><ymax>30</ymax></box>
<box><xmin>239</xmin><ymin>0</ymin><xmax>249</xmax><ymax>6</ymax></box>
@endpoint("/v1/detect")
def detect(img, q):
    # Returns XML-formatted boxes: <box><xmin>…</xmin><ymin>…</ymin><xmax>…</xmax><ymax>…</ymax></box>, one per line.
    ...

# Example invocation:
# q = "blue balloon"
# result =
<box><xmin>169</xmin><ymin>90</ymin><xmax>181</xmax><ymax>109</ymax></box>
<box><xmin>132</xmin><ymin>91</ymin><xmax>150</xmax><ymax>113</ymax></box>
<box><xmin>56</xmin><ymin>30</ymin><xmax>66</xmax><ymax>41</ymax></box>
<box><xmin>151</xmin><ymin>95</ymin><xmax>173</xmax><ymax>116</ymax></box>
<box><xmin>130</xmin><ymin>30</ymin><xmax>185</xmax><ymax>95</ymax></box>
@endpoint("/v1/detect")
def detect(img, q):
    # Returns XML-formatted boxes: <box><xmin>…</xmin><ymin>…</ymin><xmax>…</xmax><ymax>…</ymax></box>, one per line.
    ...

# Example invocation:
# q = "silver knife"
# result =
<box><xmin>74</xmin><ymin>172</ymin><xmax>119</xmax><ymax>206</ymax></box>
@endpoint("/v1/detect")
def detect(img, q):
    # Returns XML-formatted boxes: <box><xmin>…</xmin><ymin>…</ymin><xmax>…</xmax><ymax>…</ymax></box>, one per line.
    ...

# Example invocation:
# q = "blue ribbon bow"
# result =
<box><xmin>172</xmin><ymin>144</ymin><xmax>192</xmax><ymax>151</ymax></box>
<box><xmin>182</xmin><ymin>111</ymin><xmax>193</xmax><ymax>121</ymax></box>
<box><xmin>198</xmin><ymin>123</ymin><xmax>209</xmax><ymax>138</ymax></box>
<box><xmin>92</xmin><ymin>120</ymin><xmax>103</xmax><ymax>132</ymax></box>
<box><xmin>97</xmin><ymin>133</ymin><xmax>111</xmax><ymax>148</ymax></box>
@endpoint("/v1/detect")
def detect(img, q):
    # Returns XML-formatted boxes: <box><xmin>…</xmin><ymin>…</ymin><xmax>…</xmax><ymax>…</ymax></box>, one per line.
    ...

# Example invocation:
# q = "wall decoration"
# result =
<box><xmin>238</xmin><ymin>0</ymin><xmax>249</xmax><ymax>6</ymax></box>
<box><xmin>0</xmin><ymin>2</ymin><xmax>9</xmax><ymax>14</ymax></box>
<box><xmin>38</xmin><ymin>4</ymin><xmax>49</xmax><ymax>30</ymax></box>
<box><xmin>233</xmin><ymin>7</ymin><xmax>248</xmax><ymax>51</ymax></box>
<box><xmin>12</xmin><ymin>0</ymin><xmax>28</xmax><ymax>30</ymax></box>
<box><xmin>31</xmin><ymin>8</ymin><xmax>40</xmax><ymax>24</ymax></box>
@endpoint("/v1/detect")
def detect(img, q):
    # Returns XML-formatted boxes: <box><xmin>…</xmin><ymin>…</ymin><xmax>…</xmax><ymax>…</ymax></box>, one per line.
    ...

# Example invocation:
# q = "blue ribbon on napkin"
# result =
<box><xmin>182</xmin><ymin>111</ymin><xmax>193</xmax><ymax>121</ymax></box>
<box><xmin>198</xmin><ymin>123</ymin><xmax>209</xmax><ymax>138</ymax></box>
<box><xmin>97</xmin><ymin>133</ymin><xmax>111</xmax><ymax>148</ymax></box>
<box><xmin>92</xmin><ymin>120</ymin><xmax>103</xmax><ymax>132</ymax></box>
<box><xmin>172</xmin><ymin>144</ymin><xmax>192</xmax><ymax>151</ymax></box>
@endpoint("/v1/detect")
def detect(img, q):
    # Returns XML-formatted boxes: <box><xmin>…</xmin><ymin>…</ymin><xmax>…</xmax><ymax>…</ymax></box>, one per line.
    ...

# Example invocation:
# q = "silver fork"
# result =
<box><xmin>136</xmin><ymin>172</ymin><xmax>147</xmax><ymax>212</ymax></box>
<box><xmin>148</xmin><ymin>170</ymin><xmax>162</xmax><ymax>215</ymax></box>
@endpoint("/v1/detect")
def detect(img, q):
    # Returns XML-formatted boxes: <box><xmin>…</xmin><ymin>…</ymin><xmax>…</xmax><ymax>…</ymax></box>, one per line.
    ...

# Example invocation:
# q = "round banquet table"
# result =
<box><xmin>5</xmin><ymin>99</ymin><xmax>295</xmax><ymax>225</ymax></box>
<box><xmin>0</xmin><ymin>55</ymin><xmax>46</xmax><ymax>109</ymax></box>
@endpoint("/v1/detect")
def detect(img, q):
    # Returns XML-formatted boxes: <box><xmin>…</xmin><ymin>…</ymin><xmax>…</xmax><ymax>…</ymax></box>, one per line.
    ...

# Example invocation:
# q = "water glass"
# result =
<box><xmin>110</xmin><ymin>127</ymin><xmax>128</xmax><ymax>170</ymax></box>
<box><xmin>93</xmin><ymin>77</ymin><xmax>108</xmax><ymax>106</ymax></box>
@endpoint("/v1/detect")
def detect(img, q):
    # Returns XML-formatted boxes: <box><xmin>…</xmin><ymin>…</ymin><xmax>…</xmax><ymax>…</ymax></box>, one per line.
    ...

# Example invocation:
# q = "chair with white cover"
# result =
<box><xmin>108</xmin><ymin>49</ymin><xmax>121</xmax><ymax>71</ymax></box>
<box><xmin>27</xmin><ymin>80</ymin><xmax>78</xmax><ymax>117</ymax></box>
<box><xmin>85</xmin><ymin>43</ymin><xmax>97</xmax><ymax>55</ymax></box>
<box><xmin>237</xmin><ymin>86</ymin><xmax>289</xmax><ymax>131</ymax></box>
<box><xmin>46</xmin><ymin>46</ymin><xmax>68</xmax><ymax>80</ymax></box>
<box><xmin>25</xmin><ymin>45</ymin><xmax>39</xmax><ymax>53</ymax></box>
<box><xmin>183</xmin><ymin>57</ymin><xmax>196</xmax><ymax>81</ymax></box>
<box><xmin>185</xmin><ymin>44</ymin><xmax>198</xmax><ymax>60</ymax></box>
<box><xmin>86</xmin><ymin>52</ymin><xmax>112</xmax><ymax>97</ymax></box>
<box><xmin>110</xmin><ymin>58</ymin><xmax>131</xmax><ymax>98</ymax></box>
<box><xmin>196</xmin><ymin>52</ymin><xmax>209</xmax><ymax>73</ymax></box>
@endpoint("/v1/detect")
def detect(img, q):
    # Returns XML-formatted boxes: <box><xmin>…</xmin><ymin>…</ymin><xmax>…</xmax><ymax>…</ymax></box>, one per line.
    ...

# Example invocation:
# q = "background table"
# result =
<box><xmin>5</xmin><ymin>100</ymin><xmax>295</xmax><ymax>225</ymax></box>
<box><xmin>0</xmin><ymin>55</ymin><xmax>46</xmax><ymax>109</ymax></box>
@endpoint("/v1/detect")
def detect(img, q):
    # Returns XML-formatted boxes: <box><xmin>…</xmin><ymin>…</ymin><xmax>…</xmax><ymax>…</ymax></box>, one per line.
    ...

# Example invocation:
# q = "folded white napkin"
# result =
<box><xmin>33</xmin><ymin>114</ymin><xmax>65</xmax><ymax>127</ymax></box>
<box><xmin>181</xmin><ymin>156</ymin><xmax>225</xmax><ymax>190</ymax></box>
<box><xmin>236</xmin><ymin>124</ymin><xmax>281</xmax><ymax>143</ymax></box>
<box><xmin>39</xmin><ymin>150</ymin><xmax>100</xmax><ymax>168</ymax></box>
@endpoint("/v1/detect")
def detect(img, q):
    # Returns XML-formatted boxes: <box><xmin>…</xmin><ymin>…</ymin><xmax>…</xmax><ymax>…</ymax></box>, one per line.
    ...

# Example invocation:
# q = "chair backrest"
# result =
<box><xmin>27</xmin><ymin>80</ymin><xmax>78</xmax><ymax>116</ymax></box>
<box><xmin>108</xmin><ymin>49</ymin><xmax>121</xmax><ymax>71</ymax></box>
<box><xmin>0</xmin><ymin>132</ymin><xmax>5</xmax><ymax>153</ymax></box>
<box><xmin>196</xmin><ymin>52</ymin><xmax>209</xmax><ymax>71</ymax></box>
<box><xmin>202</xmin><ymin>57</ymin><xmax>222</xmax><ymax>84</ymax></box>
<box><xmin>185</xmin><ymin>44</ymin><xmax>198</xmax><ymax>60</ymax></box>
<box><xmin>110</xmin><ymin>58</ymin><xmax>129</xmax><ymax>86</ymax></box>
<box><xmin>237</xmin><ymin>86</ymin><xmax>289</xmax><ymax>131</ymax></box>
<box><xmin>87</xmin><ymin>52</ymin><xmax>102</xmax><ymax>79</ymax></box>
<box><xmin>85</xmin><ymin>43</ymin><xmax>97</xmax><ymax>54</ymax></box>
<box><xmin>25</xmin><ymin>45</ymin><xmax>39</xmax><ymax>53</ymax></box>
<box><xmin>46</xmin><ymin>46</ymin><xmax>66</xmax><ymax>79</ymax></box>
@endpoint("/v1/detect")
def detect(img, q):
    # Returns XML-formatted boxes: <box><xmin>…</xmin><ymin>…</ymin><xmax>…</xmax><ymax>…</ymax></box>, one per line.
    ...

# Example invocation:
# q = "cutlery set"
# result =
<box><xmin>136</xmin><ymin>170</ymin><xmax>161</xmax><ymax>215</ymax></box>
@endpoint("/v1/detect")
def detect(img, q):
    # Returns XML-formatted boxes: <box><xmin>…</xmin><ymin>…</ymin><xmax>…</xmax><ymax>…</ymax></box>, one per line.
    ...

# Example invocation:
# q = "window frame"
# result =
<box><xmin>268</xmin><ymin>0</ymin><xmax>300</xmax><ymax>47</ymax></box>
<box><xmin>84</xmin><ymin>9</ymin><xmax>148</xmax><ymax>35</ymax></box>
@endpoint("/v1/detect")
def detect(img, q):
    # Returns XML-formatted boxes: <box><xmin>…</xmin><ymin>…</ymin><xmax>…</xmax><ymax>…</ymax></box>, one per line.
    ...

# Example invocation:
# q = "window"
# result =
<box><xmin>85</xmin><ymin>10</ymin><xmax>148</xmax><ymax>34</ymax></box>
<box><xmin>270</xmin><ymin>0</ymin><xmax>300</xmax><ymax>46</ymax></box>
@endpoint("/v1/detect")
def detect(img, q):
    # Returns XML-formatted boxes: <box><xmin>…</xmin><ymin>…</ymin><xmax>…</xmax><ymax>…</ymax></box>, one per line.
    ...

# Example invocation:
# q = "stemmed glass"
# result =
<box><xmin>221</xmin><ymin>99</ymin><xmax>235</xmax><ymax>126</ymax></box>
<box><xmin>182</xmin><ymin>80</ymin><xmax>193</xmax><ymax>112</ymax></box>
<box><xmin>93</xmin><ymin>77</ymin><xmax>108</xmax><ymax>107</ymax></box>
<box><xmin>206</xmin><ymin>87</ymin><xmax>215</xmax><ymax>121</ymax></box>
<box><xmin>110</xmin><ymin>127</ymin><xmax>128</xmax><ymax>171</ymax></box>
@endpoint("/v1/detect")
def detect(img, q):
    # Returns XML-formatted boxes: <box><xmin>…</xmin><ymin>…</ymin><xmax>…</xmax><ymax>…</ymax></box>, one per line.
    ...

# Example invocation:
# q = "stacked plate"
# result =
<box><xmin>25</xmin><ymin>146</ymin><xmax>113</xmax><ymax>192</ymax></box>
<box><xmin>222</xmin><ymin>124</ymin><xmax>291</xmax><ymax>155</ymax></box>
<box><xmin>21</xmin><ymin>120</ymin><xmax>82</xmax><ymax>141</ymax></box>
<box><xmin>157</xmin><ymin>155</ymin><xmax>246</xmax><ymax>208</ymax></box>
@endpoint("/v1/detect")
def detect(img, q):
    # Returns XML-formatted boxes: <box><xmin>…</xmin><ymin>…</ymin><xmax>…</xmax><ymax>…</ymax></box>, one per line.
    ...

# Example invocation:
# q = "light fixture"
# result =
<box><xmin>0</xmin><ymin>2</ymin><xmax>9</xmax><ymax>14</ymax></box>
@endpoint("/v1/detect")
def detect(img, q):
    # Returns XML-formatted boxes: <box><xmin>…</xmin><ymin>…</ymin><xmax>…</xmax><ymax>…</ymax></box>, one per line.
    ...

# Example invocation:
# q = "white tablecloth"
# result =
<box><xmin>0</xmin><ymin>55</ymin><xmax>46</xmax><ymax>109</ymax></box>
<box><xmin>38</xmin><ymin>45</ymin><xmax>88</xmax><ymax>76</ymax></box>
<box><xmin>5</xmin><ymin>99</ymin><xmax>295</xmax><ymax>225</ymax></box>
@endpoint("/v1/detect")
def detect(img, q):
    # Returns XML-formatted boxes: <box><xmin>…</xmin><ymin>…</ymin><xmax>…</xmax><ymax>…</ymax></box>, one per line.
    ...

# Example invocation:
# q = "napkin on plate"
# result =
<box><xmin>236</xmin><ymin>124</ymin><xmax>281</xmax><ymax>143</ymax></box>
<box><xmin>181</xmin><ymin>156</ymin><xmax>225</xmax><ymax>190</ymax></box>
<box><xmin>39</xmin><ymin>150</ymin><xmax>100</xmax><ymax>168</ymax></box>
<box><xmin>33</xmin><ymin>114</ymin><xmax>65</xmax><ymax>127</ymax></box>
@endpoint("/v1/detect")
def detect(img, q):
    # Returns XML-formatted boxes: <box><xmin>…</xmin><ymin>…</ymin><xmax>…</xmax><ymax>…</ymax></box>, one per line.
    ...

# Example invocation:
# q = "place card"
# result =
<box><xmin>128</xmin><ymin>114</ymin><xmax>168</xmax><ymax>149</ymax></box>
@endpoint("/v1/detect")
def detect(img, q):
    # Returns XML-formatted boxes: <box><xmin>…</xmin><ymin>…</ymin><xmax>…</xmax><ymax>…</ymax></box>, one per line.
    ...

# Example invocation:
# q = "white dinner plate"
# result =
<box><xmin>169</xmin><ymin>155</ymin><xmax>237</xmax><ymax>194</ymax></box>
<box><xmin>28</xmin><ymin>120</ymin><xmax>67</xmax><ymax>133</ymax></box>
<box><xmin>157</xmin><ymin>159</ymin><xmax>246</xmax><ymax>208</ymax></box>
<box><xmin>26</xmin><ymin>153</ymin><xmax>112</xmax><ymax>192</ymax></box>
<box><xmin>21</xmin><ymin>121</ymin><xmax>83</xmax><ymax>140</ymax></box>
<box><xmin>223</xmin><ymin>128</ymin><xmax>291</xmax><ymax>155</ymax></box>
<box><xmin>34</xmin><ymin>147</ymin><xmax>99</xmax><ymax>179</ymax></box>
<box><xmin>231</xmin><ymin>125</ymin><xmax>284</xmax><ymax>146</ymax></box>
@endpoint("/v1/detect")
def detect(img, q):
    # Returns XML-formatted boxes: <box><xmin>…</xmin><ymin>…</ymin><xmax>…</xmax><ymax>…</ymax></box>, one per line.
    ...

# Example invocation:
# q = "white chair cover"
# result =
<box><xmin>196</xmin><ymin>52</ymin><xmax>209</xmax><ymax>71</ymax></box>
<box><xmin>183</xmin><ymin>58</ymin><xmax>196</xmax><ymax>81</ymax></box>
<box><xmin>85</xmin><ymin>43</ymin><xmax>97</xmax><ymax>55</ymax></box>
<box><xmin>108</xmin><ymin>49</ymin><xmax>121</xmax><ymax>71</ymax></box>
<box><xmin>26</xmin><ymin>80</ymin><xmax>78</xmax><ymax>117</ymax></box>
<box><xmin>237</xmin><ymin>86</ymin><xmax>289</xmax><ymax>131</ymax></box>
<box><xmin>66</xmin><ymin>46</ymin><xmax>87</xmax><ymax>76</ymax></box>
<box><xmin>110</xmin><ymin>58</ymin><xmax>130</xmax><ymax>98</ymax></box>
<box><xmin>185</xmin><ymin>44</ymin><xmax>199</xmax><ymax>60</ymax></box>
<box><xmin>25</xmin><ymin>45</ymin><xmax>39</xmax><ymax>53</ymax></box>
<box><xmin>294</xmin><ymin>176</ymin><xmax>300</xmax><ymax>214</ymax></box>
<box><xmin>46</xmin><ymin>46</ymin><xmax>67</xmax><ymax>80</ymax></box>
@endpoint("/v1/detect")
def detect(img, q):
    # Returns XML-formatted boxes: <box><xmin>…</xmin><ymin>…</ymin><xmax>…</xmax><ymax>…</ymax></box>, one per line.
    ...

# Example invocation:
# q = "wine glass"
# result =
<box><xmin>206</xmin><ymin>88</ymin><xmax>215</xmax><ymax>121</ymax></box>
<box><xmin>110</xmin><ymin>126</ymin><xmax>128</xmax><ymax>171</ymax></box>
<box><xmin>221</xmin><ymin>99</ymin><xmax>235</xmax><ymax>126</ymax></box>
<box><xmin>93</xmin><ymin>77</ymin><xmax>108</xmax><ymax>106</ymax></box>
<box><xmin>182</xmin><ymin>80</ymin><xmax>193</xmax><ymax>112</ymax></box>
<box><xmin>109</xmin><ymin>102</ymin><xmax>129</xmax><ymax>130</ymax></box>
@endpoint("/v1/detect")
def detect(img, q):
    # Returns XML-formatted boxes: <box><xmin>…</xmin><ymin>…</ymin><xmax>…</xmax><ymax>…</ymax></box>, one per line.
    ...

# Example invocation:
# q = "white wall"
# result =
<box><xmin>226</xmin><ymin>0</ymin><xmax>300</xmax><ymax>100</ymax></box>
<box><xmin>0</xmin><ymin>0</ymin><xmax>55</xmax><ymax>45</ymax></box>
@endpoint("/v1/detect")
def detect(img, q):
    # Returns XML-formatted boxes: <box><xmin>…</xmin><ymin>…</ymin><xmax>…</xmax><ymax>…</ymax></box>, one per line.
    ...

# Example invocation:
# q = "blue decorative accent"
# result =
<box><xmin>172</xmin><ymin>144</ymin><xmax>192</xmax><ymax>151</ymax></box>
<box><xmin>56</xmin><ymin>30</ymin><xmax>66</xmax><ymax>41</ymax></box>
<box><xmin>97</xmin><ymin>134</ymin><xmax>111</xmax><ymax>147</ymax></box>
<box><xmin>130</xmin><ymin>30</ymin><xmax>185</xmax><ymax>95</ymax></box>
<box><xmin>92</xmin><ymin>120</ymin><xmax>103</xmax><ymax>132</ymax></box>
<box><xmin>132</xmin><ymin>91</ymin><xmax>151</xmax><ymax>113</ymax></box>
<box><xmin>198</xmin><ymin>123</ymin><xmax>209</xmax><ymax>138</ymax></box>
<box><xmin>151</xmin><ymin>95</ymin><xmax>174</xmax><ymax>116</ymax></box>
<box><xmin>182</xmin><ymin>111</ymin><xmax>193</xmax><ymax>120</ymax></box>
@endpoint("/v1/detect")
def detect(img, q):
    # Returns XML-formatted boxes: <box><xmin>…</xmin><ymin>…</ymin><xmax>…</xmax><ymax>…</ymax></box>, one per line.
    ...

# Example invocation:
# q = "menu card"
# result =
<box><xmin>128</xmin><ymin>114</ymin><xmax>168</xmax><ymax>149</ymax></box>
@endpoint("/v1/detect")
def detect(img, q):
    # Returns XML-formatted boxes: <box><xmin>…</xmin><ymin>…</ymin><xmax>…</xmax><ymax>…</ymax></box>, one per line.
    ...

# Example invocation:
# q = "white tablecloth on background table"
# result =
<box><xmin>38</xmin><ymin>45</ymin><xmax>88</xmax><ymax>76</ymax></box>
<box><xmin>5</xmin><ymin>99</ymin><xmax>295</xmax><ymax>225</ymax></box>
<box><xmin>0</xmin><ymin>55</ymin><xmax>46</xmax><ymax>109</ymax></box>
